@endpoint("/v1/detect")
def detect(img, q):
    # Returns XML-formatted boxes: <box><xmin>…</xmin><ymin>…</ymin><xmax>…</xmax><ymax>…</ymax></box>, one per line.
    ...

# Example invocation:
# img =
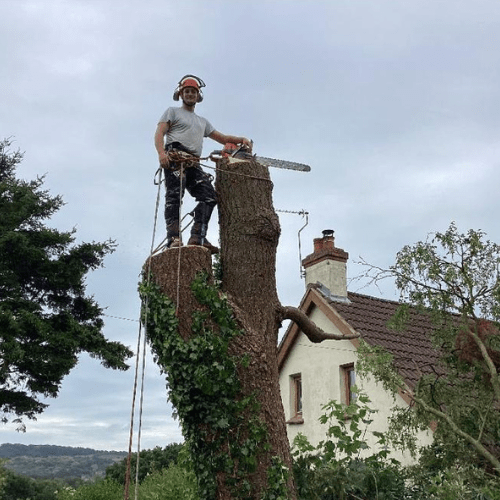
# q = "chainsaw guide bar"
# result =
<box><xmin>210</xmin><ymin>147</ymin><xmax>311</xmax><ymax>173</ymax></box>
<box><xmin>251</xmin><ymin>155</ymin><xmax>311</xmax><ymax>172</ymax></box>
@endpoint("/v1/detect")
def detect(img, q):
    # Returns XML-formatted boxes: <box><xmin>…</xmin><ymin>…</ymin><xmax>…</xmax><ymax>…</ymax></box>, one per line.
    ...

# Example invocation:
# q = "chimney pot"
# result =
<box><xmin>313</xmin><ymin>229</ymin><xmax>335</xmax><ymax>252</ymax></box>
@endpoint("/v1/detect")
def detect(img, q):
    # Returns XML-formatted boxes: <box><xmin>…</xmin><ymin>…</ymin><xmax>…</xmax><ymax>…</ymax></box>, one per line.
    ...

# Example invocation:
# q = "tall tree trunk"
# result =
<box><xmin>144</xmin><ymin>158</ymin><xmax>349</xmax><ymax>498</ymax></box>
<box><xmin>217</xmin><ymin>157</ymin><xmax>294</xmax><ymax>497</ymax></box>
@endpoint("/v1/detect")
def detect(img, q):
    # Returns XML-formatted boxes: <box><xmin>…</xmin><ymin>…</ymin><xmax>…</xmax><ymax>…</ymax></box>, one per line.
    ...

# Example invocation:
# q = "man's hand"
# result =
<box><xmin>158</xmin><ymin>151</ymin><xmax>170</xmax><ymax>168</ymax></box>
<box><xmin>241</xmin><ymin>137</ymin><xmax>253</xmax><ymax>152</ymax></box>
<box><xmin>209</xmin><ymin>131</ymin><xmax>253</xmax><ymax>152</ymax></box>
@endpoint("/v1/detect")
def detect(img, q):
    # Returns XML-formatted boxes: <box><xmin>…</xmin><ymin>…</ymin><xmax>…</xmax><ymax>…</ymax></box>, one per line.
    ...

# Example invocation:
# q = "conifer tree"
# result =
<box><xmin>0</xmin><ymin>139</ymin><xmax>132</xmax><ymax>428</ymax></box>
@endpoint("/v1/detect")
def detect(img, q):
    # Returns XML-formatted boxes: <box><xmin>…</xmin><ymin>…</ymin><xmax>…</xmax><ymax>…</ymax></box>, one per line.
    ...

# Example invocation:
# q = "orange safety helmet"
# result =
<box><xmin>173</xmin><ymin>74</ymin><xmax>206</xmax><ymax>103</ymax></box>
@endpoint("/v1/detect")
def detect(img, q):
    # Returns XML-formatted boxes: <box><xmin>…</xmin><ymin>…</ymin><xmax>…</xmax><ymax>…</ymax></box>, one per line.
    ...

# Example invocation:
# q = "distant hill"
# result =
<box><xmin>0</xmin><ymin>443</ymin><xmax>128</xmax><ymax>481</ymax></box>
<box><xmin>0</xmin><ymin>443</ymin><xmax>124</xmax><ymax>458</ymax></box>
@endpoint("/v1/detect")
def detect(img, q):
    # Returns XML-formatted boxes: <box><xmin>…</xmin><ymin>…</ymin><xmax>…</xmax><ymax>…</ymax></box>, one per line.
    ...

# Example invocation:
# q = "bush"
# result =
<box><xmin>58</xmin><ymin>446</ymin><xmax>198</xmax><ymax>500</ymax></box>
<box><xmin>56</xmin><ymin>478</ymin><xmax>122</xmax><ymax>500</ymax></box>
<box><xmin>0</xmin><ymin>463</ymin><xmax>61</xmax><ymax>500</ymax></box>
<box><xmin>292</xmin><ymin>393</ymin><xmax>412</xmax><ymax>500</ymax></box>
<box><xmin>105</xmin><ymin>443</ymin><xmax>183</xmax><ymax>485</ymax></box>
<box><xmin>406</xmin><ymin>462</ymin><xmax>500</xmax><ymax>500</ymax></box>
<box><xmin>138</xmin><ymin>463</ymin><xmax>198</xmax><ymax>500</ymax></box>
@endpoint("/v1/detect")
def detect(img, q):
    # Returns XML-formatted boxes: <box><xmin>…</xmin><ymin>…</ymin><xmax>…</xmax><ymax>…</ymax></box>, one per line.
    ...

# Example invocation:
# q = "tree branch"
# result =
<box><xmin>280</xmin><ymin>306</ymin><xmax>359</xmax><ymax>343</ymax></box>
<box><xmin>470</xmin><ymin>323</ymin><xmax>500</xmax><ymax>402</ymax></box>
<box><xmin>411</xmin><ymin>394</ymin><xmax>500</xmax><ymax>473</ymax></box>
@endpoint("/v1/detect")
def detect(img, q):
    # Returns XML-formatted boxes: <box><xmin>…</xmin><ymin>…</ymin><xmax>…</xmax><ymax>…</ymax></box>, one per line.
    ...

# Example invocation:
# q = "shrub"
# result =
<box><xmin>56</xmin><ymin>478</ymin><xmax>122</xmax><ymax>500</ymax></box>
<box><xmin>105</xmin><ymin>443</ymin><xmax>183</xmax><ymax>485</ymax></box>
<box><xmin>292</xmin><ymin>392</ymin><xmax>412</xmax><ymax>500</ymax></box>
<box><xmin>138</xmin><ymin>463</ymin><xmax>198</xmax><ymax>500</ymax></box>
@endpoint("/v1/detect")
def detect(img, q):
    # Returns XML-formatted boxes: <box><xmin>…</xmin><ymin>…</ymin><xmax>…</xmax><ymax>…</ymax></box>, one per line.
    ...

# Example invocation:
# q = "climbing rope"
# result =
<box><xmin>123</xmin><ymin>166</ymin><xmax>164</xmax><ymax>500</ymax></box>
<box><xmin>123</xmin><ymin>154</ymin><xmax>202</xmax><ymax>499</ymax></box>
<box><xmin>176</xmin><ymin>163</ymin><xmax>184</xmax><ymax>316</ymax></box>
<box><xmin>123</xmin><ymin>153</ymin><xmax>301</xmax><ymax>500</ymax></box>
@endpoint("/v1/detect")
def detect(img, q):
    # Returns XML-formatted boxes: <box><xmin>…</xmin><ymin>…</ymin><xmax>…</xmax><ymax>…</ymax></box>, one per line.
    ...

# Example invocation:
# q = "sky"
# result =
<box><xmin>1</xmin><ymin>0</ymin><xmax>500</xmax><ymax>451</ymax></box>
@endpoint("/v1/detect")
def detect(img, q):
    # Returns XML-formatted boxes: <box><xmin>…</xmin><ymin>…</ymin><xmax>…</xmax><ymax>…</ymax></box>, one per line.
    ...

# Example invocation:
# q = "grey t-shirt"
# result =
<box><xmin>158</xmin><ymin>107</ymin><xmax>215</xmax><ymax>157</ymax></box>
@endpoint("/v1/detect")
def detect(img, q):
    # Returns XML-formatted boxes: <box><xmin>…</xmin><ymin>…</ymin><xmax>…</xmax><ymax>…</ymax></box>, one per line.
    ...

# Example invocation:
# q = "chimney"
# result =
<box><xmin>302</xmin><ymin>230</ymin><xmax>349</xmax><ymax>298</ymax></box>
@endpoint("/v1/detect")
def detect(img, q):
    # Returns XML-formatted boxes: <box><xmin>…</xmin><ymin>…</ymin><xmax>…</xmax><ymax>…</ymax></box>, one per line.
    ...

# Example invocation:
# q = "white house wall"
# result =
<box><xmin>279</xmin><ymin>304</ymin><xmax>433</xmax><ymax>465</ymax></box>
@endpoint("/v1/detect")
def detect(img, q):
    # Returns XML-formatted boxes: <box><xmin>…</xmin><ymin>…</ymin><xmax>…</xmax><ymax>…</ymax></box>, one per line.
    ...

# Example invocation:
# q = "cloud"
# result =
<box><xmin>1</xmin><ymin>0</ymin><xmax>500</xmax><ymax>450</ymax></box>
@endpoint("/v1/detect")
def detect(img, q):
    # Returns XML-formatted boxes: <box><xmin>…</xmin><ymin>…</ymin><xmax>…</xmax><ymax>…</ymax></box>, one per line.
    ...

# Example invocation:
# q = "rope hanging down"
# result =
<box><xmin>175</xmin><ymin>163</ymin><xmax>184</xmax><ymax>316</ymax></box>
<box><xmin>124</xmin><ymin>155</ymin><xmax>307</xmax><ymax>500</ymax></box>
<box><xmin>124</xmin><ymin>153</ymin><xmax>206</xmax><ymax>500</ymax></box>
<box><xmin>123</xmin><ymin>166</ymin><xmax>164</xmax><ymax>500</ymax></box>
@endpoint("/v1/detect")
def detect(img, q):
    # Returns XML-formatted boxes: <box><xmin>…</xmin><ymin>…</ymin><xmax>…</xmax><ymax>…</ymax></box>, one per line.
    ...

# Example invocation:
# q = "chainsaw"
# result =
<box><xmin>210</xmin><ymin>143</ymin><xmax>311</xmax><ymax>173</ymax></box>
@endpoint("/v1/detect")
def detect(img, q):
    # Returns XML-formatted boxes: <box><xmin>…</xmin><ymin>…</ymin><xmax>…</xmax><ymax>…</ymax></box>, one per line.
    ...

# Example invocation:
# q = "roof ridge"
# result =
<box><xmin>346</xmin><ymin>290</ymin><xmax>401</xmax><ymax>305</ymax></box>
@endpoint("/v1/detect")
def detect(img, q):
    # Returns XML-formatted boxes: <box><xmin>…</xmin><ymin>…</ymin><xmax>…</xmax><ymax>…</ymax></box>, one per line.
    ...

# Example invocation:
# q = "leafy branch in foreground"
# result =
<box><xmin>356</xmin><ymin>222</ymin><xmax>500</xmax><ymax>473</ymax></box>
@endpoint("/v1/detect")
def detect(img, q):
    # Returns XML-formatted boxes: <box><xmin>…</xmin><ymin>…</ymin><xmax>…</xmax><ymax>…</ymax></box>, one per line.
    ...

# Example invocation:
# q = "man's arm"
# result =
<box><xmin>154</xmin><ymin>122</ymin><xmax>170</xmax><ymax>167</ymax></box>
<box><xmin>209</xmin><ymin>131</ymin><xmax>252</xmax><ymax>151</ymax></box>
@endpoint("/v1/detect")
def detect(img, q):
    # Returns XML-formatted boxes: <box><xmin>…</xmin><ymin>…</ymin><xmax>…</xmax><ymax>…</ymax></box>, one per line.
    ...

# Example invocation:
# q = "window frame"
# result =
<box><xmin>287</xmin><ymin>372</ymin><xmax>304</xmax><ymax>424</ymax></box>
<box><xmin>341</xmin><ymin>363</ymin><xmax>357</xmax><ymax>406</ymax></box>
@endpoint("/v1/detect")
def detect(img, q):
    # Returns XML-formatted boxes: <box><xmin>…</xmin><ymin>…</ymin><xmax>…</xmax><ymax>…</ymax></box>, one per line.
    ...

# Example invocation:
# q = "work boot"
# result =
<box><xmin>165</xmin><ymin>221</ymin><xmax>181</xmax><ymax>250</ymax></box>
<box><xmin>166</xmin><ymin>237</ymin><xmax>182</xmax><ymax>249</ymax></box>
<box><xmin>187</xmin><ymin>234</ymin><xmax>219</xmax><ymax>254</ymax></box>
<box><xmin>188</xmin><ymin>203</ymin><xmax>218</xmax><ymax>254</ymax></box>
<box><xmin>188</xmin><ymin>221</ymin><xmax>219</xmax><ymax>254</ymax></box>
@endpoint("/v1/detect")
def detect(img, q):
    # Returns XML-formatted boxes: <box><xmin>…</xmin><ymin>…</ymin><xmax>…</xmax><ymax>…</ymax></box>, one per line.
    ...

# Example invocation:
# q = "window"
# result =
<box><xmin>341</xmin><ymin>364</ymin><xmax>357</xmax><ymax>405</ymax></box>
<box><xmin>292</xmin><ymin>374</ymin><xmax>302</xmax><ymax>415</ymax></box>
<box><xmin>287</xmin><ymin>373</ymin><xmax>304</xmax><ymax>424</ymax></box>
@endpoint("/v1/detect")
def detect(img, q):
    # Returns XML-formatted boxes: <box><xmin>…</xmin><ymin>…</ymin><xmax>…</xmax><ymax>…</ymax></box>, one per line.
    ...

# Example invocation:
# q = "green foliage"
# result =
<box><xmin>393</xmin><ymin>222</ymin><xmax>500</xmax><ymax>321</ymax></box>
<box><xmin>292</xmin><ymin>393</ymin><xmax>410</xmax><ymax>500</ymax></box>
<box><xmin>0</xmin><ymin>461</ymin><xmax>62</xmax><ymax>500</ymax></box>
<box><xmin>57</xmin><ymin>463</ymin><xmax>198</xmax><ymax>500</ymax></box>
<box><xmin>56</xmin><ymin>478</ymin><xmax>122</xmax><ymax>500</ymax></box>
<box><xmin>359</xmin><ymin>222</ymin><xmax>500</xmax><ymax>473</ymax></box>
<box><xmin>406</xmin><ymin>462</ymin><xmax>500</xmax><ymax>500</ymax></box>
<box><xmin>261</xmin><ymin>456</ymin><xmax>289</xmax><ymax>500</ymax></box>
<box><xmin>105</xmin><ymin>443</ymin><xmax>183</xmax><ymax>485</ymax></box>
<box><xmin>137</xmin><ymin>462</ymin><xmax>198</xmax><ymax>500</ymax></box>
<box><xmin>140</xmin><ymin>272</ymin><xmax>288</xmax><ymax>500</ymax></box>
<box><xmin>0</xmin><ymin>139</ymin><xmax>133</xmax><ymax>427</ymax></box>
<box><xmin>0</xmin><ymin>459</ymin><xmax>7</xmax><ymax>498</ymax></box>
<box><xmin>290</xmin><ymin>393</ymin><xmax>500</xmax><ymax>499</ymax></box>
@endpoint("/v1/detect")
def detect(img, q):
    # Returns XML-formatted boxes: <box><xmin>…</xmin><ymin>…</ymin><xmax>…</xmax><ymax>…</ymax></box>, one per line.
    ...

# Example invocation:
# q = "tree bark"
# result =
<box><xmin>279</xmin><ymin>306</ymin><xmax>359</xmax><ymax>343</ymax></box>
<box><xmin>145</xmin><ymin>156</ymin><xmax>362</xmax><ymax>498</ymax></box>
<box><xmin>145</xmin><ymin>246</ymin><xmax>213</xmax><ymax>341</ymax></box>
<box><xmin>216</xmin><ymin>157</ymin><xmax>295</xmax><ymax>498</ymax></box>
<box><xmin>147</xmin><ymin>157</ymin><xmax>346</xmax><ymax>499</ymax></box>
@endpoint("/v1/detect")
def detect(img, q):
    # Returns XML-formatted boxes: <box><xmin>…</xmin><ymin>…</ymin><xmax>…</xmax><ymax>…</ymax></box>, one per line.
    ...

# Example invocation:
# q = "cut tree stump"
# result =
<box><xmin>144</xmin><ymin>246</ymin><xmax>212</xmax><ymax>341</ymax></box>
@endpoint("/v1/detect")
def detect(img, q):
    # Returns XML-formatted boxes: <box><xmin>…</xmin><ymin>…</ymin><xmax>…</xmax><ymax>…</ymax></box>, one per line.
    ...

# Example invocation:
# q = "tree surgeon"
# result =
<box><xmin>154</xmin><ymin>75</ymin><xmax>252</xmax><ymax>253</ymax></box>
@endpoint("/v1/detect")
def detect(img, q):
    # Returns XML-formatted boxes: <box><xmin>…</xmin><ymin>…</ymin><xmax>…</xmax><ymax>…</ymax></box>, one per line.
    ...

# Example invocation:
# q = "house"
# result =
<box><xmin>278</xmin><ymin>230</ymin><xmax>434</xmax><ymax>464</ymax></box>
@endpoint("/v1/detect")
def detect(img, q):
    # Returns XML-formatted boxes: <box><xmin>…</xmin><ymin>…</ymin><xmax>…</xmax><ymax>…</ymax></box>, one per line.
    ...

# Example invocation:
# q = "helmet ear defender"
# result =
<box><xmin>173</xmin><ymin>74</ymin><xmax>205</xmax><ymax>103</ymax></box>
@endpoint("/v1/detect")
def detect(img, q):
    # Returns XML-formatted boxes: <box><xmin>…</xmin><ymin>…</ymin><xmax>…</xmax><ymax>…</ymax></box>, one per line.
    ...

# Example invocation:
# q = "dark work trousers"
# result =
<box><xmin>164</xmin><ymin>163</ymin><xmax>217</xmax><ymax>241</ymax></box>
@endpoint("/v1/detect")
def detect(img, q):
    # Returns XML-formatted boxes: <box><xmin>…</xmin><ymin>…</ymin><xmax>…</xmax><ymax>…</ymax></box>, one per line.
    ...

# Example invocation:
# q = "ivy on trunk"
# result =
<box><xmin>142</xmin><ymin>157</ymin><xmax>357</xmax><ymax>499</ymax></box>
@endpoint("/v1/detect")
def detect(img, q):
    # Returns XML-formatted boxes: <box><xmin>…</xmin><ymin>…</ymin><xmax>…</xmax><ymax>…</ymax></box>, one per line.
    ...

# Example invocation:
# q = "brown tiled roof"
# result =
<box><xmin>328</xmin><ymin>291</ymin><xmax>442</xmax><ymax>390</ymax></box>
